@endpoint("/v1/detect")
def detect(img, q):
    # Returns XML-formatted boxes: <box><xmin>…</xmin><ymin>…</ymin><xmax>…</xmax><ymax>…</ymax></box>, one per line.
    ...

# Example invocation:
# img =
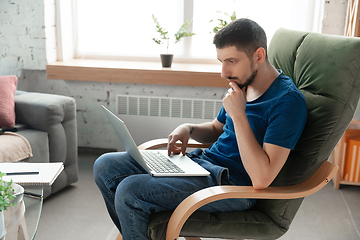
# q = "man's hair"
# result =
<box><xmin>213</xmin><ymin>18</ymin><xmax>268</xmax><ymax>60</ymax></box>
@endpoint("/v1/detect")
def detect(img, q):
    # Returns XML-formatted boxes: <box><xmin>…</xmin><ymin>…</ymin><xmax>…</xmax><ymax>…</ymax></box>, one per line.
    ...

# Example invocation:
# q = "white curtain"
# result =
<box><xmin>344</xmin><ymin>0</ymin><xmax>360</xmax><ymax>37</ymax></box>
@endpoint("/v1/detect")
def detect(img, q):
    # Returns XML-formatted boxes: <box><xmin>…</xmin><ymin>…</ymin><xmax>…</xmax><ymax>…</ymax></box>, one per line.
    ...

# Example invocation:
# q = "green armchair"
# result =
<box><xmin>138</xmin><ymin>28</ymin><xmax>360</xmax><ymax>240</ymax></box>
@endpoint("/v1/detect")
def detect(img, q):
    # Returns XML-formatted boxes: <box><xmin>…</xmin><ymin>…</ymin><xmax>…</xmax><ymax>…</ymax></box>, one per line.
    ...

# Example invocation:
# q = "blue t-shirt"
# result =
<box><xmin>202</xmin><ymin>71</ymin><xmax>308</xmax><ymax>186</ymax></box>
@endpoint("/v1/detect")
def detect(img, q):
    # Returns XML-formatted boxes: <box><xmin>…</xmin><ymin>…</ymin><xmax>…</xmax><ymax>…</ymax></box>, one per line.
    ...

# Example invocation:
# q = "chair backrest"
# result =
<box><xmin>255</xmin><ymin>28</ymin><xmax>360</xmax><ymax>232</ymax></box>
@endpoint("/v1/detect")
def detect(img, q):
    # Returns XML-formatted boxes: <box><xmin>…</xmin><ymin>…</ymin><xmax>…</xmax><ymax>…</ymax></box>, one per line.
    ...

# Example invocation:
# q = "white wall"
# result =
<box><xmin>322</xmin><ymin>0</ymin><xmax>348</xmax><ymax>35</ymax></box>
<box><xmin>18</xmin><ymin>69</ymin><xmax>227</xmax><ymax>149</ymax></box>
<box><xmin>0</xmin><ymin>0</ymin><xmax>56</xmax><ymax>76</ymax></box>
<box><xmin>0</xmin><ymin>0</ymin><xmax>354</xmax><ymax>149</ymax></box>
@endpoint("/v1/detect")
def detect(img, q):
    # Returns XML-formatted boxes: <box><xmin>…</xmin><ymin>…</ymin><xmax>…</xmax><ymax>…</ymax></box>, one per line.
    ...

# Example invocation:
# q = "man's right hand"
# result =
<box><xmin>167</xmin><ymin>124</ymin><xmax>192</xmax><ymax>156</ymax></box>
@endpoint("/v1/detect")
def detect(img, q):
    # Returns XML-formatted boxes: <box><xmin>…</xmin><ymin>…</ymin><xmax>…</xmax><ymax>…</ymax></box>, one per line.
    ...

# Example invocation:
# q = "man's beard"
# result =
<box><xmin>227</xmin><ymin>69</ymin><xmax>258</xmax><ymax>89</ymax></box>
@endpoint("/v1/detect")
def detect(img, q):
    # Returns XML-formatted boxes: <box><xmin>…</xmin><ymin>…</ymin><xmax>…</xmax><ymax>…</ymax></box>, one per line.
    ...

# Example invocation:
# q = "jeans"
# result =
<box><xmin>93</xmin><ymin>151</ymin><xmax>256</xmax><ymax>240</ymax></box>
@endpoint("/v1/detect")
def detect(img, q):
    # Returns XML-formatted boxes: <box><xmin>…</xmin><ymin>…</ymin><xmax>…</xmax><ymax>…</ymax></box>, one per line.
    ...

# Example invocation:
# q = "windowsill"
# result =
<box><xmin>46</xmin><ymin>59</ymin><xmax>228</xmax><ymax>88</ymax></box>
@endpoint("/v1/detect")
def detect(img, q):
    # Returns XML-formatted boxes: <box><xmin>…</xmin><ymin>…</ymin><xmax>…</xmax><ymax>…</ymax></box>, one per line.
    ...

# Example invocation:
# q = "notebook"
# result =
<box><xmin>1</xmin><ymin>162</ymin><xmax>64</xmax><ymax>186</ymax></box>
<box><xmin>102</xmin><ymin>105</ymin><xmax>210</xmax><ymax>177</ymax></box>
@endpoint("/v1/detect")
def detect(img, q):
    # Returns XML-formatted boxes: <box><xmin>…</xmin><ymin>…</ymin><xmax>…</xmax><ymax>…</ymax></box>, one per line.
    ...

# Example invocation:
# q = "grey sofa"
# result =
<box><xmin>14</xmin><ymin>90</ymin><xmax>78</xmax><ymax>198</ymax></box>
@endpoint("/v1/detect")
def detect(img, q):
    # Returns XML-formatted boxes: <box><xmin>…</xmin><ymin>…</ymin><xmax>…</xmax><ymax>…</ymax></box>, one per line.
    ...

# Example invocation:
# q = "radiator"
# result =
<box><xmin>115</xmin><ymin>94</ymin><xmax>223</xmax><ymax>149</ymax></box>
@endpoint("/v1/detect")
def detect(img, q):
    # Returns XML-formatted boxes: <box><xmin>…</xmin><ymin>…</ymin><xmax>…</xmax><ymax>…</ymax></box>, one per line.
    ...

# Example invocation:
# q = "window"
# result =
<box><xmin>75</xmin><ymin>0</ymin><xmax>184</xmax><ymax>60</ymax></box>
<box><xmin>59</xmin><ymin>0</ymin><xmax>324</xmax><ymax>63</ymax></box>
<box><xmin>191</xmin><ymin>0</ymin><xmax>324</xmax><ymax>60</ymax></box>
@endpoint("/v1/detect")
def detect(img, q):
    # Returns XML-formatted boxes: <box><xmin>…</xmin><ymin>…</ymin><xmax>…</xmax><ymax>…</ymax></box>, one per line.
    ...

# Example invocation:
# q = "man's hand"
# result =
<box><xmin>167</xmin><ymin>124</ymin><xmax>192</xmax><ymax>156</ymax></box>
<box><xmin>223</xmin><ymin>82</ymin><xmax>247</xmax><ymax>119</ymax></box>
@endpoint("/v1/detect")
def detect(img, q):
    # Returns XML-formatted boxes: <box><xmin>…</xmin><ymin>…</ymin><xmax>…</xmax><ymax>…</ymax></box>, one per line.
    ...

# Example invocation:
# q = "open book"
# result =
<box><xmin>0</xmin><ymin>162</ymin><xmax>64</xmax><ymax>186</ymax></box>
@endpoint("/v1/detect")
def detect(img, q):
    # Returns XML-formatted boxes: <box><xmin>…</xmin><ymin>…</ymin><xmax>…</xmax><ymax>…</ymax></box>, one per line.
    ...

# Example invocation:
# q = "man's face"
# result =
<box><xmin>216</xmin><ymin>46</ymin><xmax>258</xmax><ymax>89</ymax></box>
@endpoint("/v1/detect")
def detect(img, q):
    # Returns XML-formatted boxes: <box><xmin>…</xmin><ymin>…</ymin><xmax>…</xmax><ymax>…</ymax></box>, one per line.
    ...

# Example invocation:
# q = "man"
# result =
<box><xmin>94</xmin><ymin>18</ymin><xmax>307</xmax><ymax>240</ymax></box>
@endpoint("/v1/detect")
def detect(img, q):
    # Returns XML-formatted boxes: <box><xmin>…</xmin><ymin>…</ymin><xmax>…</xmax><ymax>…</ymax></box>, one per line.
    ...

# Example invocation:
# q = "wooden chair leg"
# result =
<box><xmin>116</xmin><ymin>233</ymin><xmax>123</xmax><ymax>240</ymax></box>
<box><xmin>333</xmin><ymin>134</ymin><xmax>346</xmax><ymax>189</ymax></box>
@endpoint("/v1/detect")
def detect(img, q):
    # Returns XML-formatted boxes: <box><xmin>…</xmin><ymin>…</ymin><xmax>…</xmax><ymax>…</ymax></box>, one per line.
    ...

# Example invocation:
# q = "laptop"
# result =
<box><xmin>102</xmin><ymin>105</ymin><xmax>210</xmax><ymax>177</ymax></box>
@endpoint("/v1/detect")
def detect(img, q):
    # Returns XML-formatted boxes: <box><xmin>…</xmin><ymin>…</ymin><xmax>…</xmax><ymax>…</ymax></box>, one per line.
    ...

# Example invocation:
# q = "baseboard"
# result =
<box><xmin>78</xmin><ymin>147</ymin><xmax>116</xmax><ymax>155</ymax></box>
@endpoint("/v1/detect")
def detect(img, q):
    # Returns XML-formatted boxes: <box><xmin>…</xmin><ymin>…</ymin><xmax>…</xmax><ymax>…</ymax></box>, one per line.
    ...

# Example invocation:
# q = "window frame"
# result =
<box><xmin>56</xmin><ymin>0</ymin><xmax>324</xmax><ymax>63</ymax></box>
<box><xmin>50</xmin><ymin>0</ymin><xmax>324</xmax><ymax>87</ymax></box>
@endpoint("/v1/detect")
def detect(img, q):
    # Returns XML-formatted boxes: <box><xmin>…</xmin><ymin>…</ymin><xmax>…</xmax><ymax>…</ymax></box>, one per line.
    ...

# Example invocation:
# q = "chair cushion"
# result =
<box><xmin>269</xmin><ymin>29</ymin><xmax>360</xmax><ymax>186</ymax></box>
<box><xmin>0</xmin><ymin>76</ymin><xmax>18</xmax><ymax>128</ymax></box>
<box><xmin>254</xmin><ymin>29</ymin><xmax>360</xmax><ymax>237</ymax></box>
<box><xmin>148</xmin><ymin>203</ymin><xmax>302</xmax><ymax>240</ymax></box>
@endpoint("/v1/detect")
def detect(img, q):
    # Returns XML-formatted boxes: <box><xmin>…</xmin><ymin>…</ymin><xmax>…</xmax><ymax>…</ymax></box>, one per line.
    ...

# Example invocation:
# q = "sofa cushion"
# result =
<box><xmin>0</xmin><ymin>76</ymin><xmax>18</xmax><ymax>128</ymax></box>
<box><xmin>16</xmin><ymin>129</ymin><xmax>49</xmax><ymax>164</ymax></box>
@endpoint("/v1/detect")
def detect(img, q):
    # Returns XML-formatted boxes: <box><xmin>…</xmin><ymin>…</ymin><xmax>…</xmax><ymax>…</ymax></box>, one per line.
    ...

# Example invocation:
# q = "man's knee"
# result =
<box><xmin>114</xmin><ymin>175</ymin><xmax>153</xmax><ymax>211</ymax></box>
<box><xmin>93</xmin><ymin>153</ymin><xmax>114</xmax><ymax>184</ymax></box>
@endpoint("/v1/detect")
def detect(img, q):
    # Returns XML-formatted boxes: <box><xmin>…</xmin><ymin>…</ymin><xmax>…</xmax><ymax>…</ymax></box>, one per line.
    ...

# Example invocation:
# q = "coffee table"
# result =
<box><xmin>2</xmin><ymin>186</ymin><xmax>43</xmax><ymax>240</ymax></box>
<box><xmin>2</xmin><ymin>161</ymin><xmax>63</xmax><ymax>240</ymax></box>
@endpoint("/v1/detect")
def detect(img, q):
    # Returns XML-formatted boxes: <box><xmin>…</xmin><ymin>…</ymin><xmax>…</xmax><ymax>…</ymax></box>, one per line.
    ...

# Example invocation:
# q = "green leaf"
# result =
<box><xmin>152</xmin><ymin>14</ymin><xmax>169</xmax><ymax>42</ymax></box>
<box><xmin>152</xmin><ymin>38</ymin><xmax>162</xmax><ymax>45</ymax></box>
<box><xmin>0</xmin><ymin>171</ymin><xmax>15</xmax><ymax>212</ymax></box>
<box><xmin>210</xmin><ymin>11</ymin><xmax>237</xmax><ymax>33</ymax></box>
<box><xmin>230</xmin><ymin>11</ymin><xmax>237</xmax><ymax>21</ymax></box>
<box><xmin>174</xmin><ymin>18</ymin><xmax>195</xmax><ymax>43</ymax></box>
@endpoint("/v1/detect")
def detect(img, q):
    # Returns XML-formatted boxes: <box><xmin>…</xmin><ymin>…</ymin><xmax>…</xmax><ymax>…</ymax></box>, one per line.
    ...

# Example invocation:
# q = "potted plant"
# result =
<box><xmin>152</xmin><ymin>14</ymin><xmax>195</xmax><ymax>67</ymax></box>
<box><xmin>0</xmin><ymin>171</ymin><xmax>15</xmax><ymax>238</ymax></box>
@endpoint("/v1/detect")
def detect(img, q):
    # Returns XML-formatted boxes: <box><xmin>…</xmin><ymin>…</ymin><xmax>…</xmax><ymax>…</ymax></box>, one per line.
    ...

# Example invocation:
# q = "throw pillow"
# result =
<box><xmin>0</xmin><ymin>76</ymin><xmax>18</xmax><ymax>128</ymax></box>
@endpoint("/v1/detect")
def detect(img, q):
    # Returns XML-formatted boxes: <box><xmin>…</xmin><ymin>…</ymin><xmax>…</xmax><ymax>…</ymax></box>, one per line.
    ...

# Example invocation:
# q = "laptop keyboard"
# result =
<box><xmin>141</xmin><ymin>151</ymin><xmax>185</xmax><ymax>174</ymax></box>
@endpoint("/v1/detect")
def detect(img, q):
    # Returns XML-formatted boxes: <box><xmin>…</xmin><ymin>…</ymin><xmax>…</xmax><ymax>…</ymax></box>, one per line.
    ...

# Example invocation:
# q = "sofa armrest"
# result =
<box><xmin>14</xmin><ymin>90</ymin><xmax>78</xmax><ymax>191</ymax></box>
<box><xmin>15</xmin><ymin>91</ymin><xmax>76</xmax><ymax>132</ymax></box>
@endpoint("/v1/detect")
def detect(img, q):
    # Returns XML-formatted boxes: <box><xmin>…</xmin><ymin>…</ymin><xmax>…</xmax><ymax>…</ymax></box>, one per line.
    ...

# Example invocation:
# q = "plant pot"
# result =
<box><xmin>0</xmin><ymin>183</ymin><xmax>23</xmax><ymax>239</ymax></box>
<box><xmin>160</xmin><ymin>54</ymin><xmax>173</xmax><ymax>68</ymax></box>
<box><xmin>10</xmin><ymin>183</ymin><xmax>24</xmax><ymax>207</ymax></box>
<box><xmin>0</xmin><ymin>211</ymin><xmax>5</xmax><ymax>238</ymax></box>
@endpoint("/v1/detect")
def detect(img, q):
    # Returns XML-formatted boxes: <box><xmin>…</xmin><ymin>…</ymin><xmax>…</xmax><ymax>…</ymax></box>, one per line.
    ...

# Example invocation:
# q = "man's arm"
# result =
<box><xmin>224</xmin><ymin>82</ymin><xmax>291</xmax><ymax>189</ymax></box>
<box><xmin>167</xmin><ymin>119</ymin><xmax>224</xmax><ymax>156</ymax></box>
<box><xmin>232</xmin><ymin>111</ymin><xmax>290</xmax><ymax>189</ymax></box>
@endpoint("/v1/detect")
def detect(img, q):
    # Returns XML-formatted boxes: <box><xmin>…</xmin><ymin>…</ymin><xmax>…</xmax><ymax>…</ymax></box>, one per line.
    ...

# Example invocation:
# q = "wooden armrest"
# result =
<box><xmin>138</xmin><ymin>138</ymin><xmax>212</xmax><ymax>150</ymax></box>
<box><xmin>166</xmin><ymin>160</ymin><xmax>338</xmax><ymax>240</ymax></box>
<box><xmin>350</xmin><ymin>119</ymin><xmax>360</xmax><ymax>125</ymax></box>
